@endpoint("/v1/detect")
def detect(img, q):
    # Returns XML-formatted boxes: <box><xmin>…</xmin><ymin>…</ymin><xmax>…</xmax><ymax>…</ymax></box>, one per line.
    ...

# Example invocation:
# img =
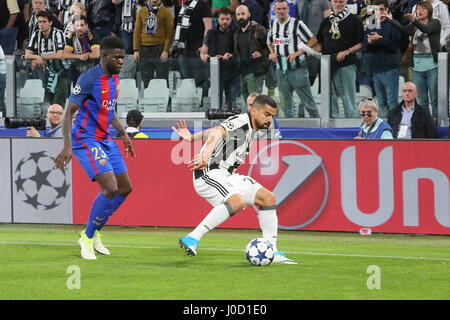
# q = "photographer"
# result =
<box><xmin>27</xmin><ymin>104</ymin><xmax>64</xmax><ymax>137</ymax></box>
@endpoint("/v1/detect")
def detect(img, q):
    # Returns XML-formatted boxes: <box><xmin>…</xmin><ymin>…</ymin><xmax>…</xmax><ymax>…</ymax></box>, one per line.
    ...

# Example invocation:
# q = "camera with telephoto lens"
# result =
<box><xmin>206</xmin><ymin>108</ymin><xmax>241</xmax><ymax>120</ymax></box>
<box><xmin>4</xmin><ymin>117</ymin><xmax>47</xmax><ymax>130</ymax></box>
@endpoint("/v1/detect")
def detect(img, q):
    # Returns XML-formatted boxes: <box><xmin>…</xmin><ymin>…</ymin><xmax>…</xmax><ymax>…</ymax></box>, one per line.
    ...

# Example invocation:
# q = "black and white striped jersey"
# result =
<box><xmin>203</xmin><ymin>113</ymin><xmax>258</xmax><ymax>175</ymax></box>
<box><xmin>267</xmin><ymin>16</ymin><xmax>313</xmax><ymax>69</ymax></box>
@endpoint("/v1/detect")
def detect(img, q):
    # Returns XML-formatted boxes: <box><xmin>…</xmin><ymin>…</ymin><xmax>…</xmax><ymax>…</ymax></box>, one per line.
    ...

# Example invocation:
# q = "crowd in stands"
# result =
<box><xmin>0</xmin><ymin>0</ymin><xmax>449</xmax><ymax>131</ymax></box>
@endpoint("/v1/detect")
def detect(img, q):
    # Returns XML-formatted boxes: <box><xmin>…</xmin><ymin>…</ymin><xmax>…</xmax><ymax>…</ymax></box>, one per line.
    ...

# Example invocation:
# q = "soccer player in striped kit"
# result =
<box><xmin>54</xmin><ymin>36</ymin><xmax>135</xmax><ymax>260</ymax></box>
<box><xmin>173</xmin><ymin>95</ymin><xmax>297</xmax><ymax>264</ymax></box>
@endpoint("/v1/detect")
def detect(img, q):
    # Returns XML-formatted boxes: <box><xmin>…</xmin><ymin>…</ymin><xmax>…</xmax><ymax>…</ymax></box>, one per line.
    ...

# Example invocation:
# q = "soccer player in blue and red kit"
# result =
<box><xmin>54</xmin><ymin>37</ymin><xmax>135</xmax><ymax>260</ymax></box>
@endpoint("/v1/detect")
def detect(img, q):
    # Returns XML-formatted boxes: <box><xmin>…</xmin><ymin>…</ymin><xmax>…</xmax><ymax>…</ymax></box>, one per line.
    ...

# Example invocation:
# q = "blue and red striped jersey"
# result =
<box><xmin>69</xmin><ymin>64</ymin><xmax>119</xmax><ymax>146</ymax></box>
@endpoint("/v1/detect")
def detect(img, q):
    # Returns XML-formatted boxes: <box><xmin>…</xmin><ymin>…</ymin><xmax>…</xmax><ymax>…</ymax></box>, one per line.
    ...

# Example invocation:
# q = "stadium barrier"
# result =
<box><xmin>2</xmin><ymin>138</ymin><xmax>449</xmax><ymax>235</ymax></box>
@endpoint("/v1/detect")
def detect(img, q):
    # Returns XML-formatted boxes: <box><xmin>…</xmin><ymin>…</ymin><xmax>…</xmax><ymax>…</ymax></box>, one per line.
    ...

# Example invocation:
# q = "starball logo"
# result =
<box><xmin>248</xmin><ymin>140</ymin><xmax>329</xmax><ymax>229</ymax></box>
<box><xmin>14</xmin><ymin>151</ymin><xmax>70</xmax><ymax>211</ymax></box>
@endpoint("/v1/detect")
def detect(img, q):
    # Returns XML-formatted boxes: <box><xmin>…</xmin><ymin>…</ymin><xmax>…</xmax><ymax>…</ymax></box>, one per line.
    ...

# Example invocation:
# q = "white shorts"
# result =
<box><xmin>193</xmin><ymin>169</ymin><xmax>262</xmax><ymax>208</ymax></box>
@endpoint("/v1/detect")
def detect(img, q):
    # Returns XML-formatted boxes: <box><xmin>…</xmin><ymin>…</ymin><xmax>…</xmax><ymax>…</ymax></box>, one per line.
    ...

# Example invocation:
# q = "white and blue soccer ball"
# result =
<box><xmin>245</xmin><ymin>238</ymin><xmax>275</xmax><ymax>266</ymax></box>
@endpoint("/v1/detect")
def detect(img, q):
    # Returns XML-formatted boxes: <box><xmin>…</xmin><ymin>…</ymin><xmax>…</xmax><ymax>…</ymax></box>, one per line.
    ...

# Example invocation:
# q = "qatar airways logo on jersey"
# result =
<box><xmin>102</xmin><ymin>98</ymin><xmax>117</xmax><ymax>111</ymax></box>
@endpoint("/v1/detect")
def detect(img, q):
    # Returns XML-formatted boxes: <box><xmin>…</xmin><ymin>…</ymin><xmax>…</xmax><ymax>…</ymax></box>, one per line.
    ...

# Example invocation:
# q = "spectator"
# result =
<box><xmin>62</xmin><ymin>2</ymin><xmax>88</xmax><ymax>39</ymax></box>
<box><xmin>26</xmin><ymin>103</ymin><xmax>64</xmax><ymax>137</ymax></box>
<box><xmin>355</xmin><ymin>97</ymin><xmax>393</xmax><ymax>139</ymax></box>
<box><xmin>296</xmin><ymin>0</ymin><xmax>330</xmax><ymax>35</ymax></box>
<box><xmin>382</xmin><ymin>1</ymin><xmax>441</xmax><ymax>117</ymax></box>
<box><xmin>115</xmin><ymin>0</ymin><xmax>141</xmax><ymax>54</ymax></box>
<box><xmin>295</xmin><ymin>0</ymin><xmax>331</xmax><ymax>85</ymax></box>
<box><xmin>270</xmin><ymin>0</ymin><xmax>297</xmax><ymax>23</ymax></box>
<box><xmin>201</xmin><ymin>7</ymin><xmax>239</xmax><ymax>110</ymax></box>
<box><xmin>0</xmin><ymin>0</ymin><xmax>20</xmax><ymax>55</ymax></box>
<box><xmin>25</xmin><ymin>10</ymin><xmax>68</xmax><ymax>108</ymax></box>
<box><xmin>412</xmin><ymin>0</ymin><xmax>450</xmax><ymax>50</ymax></box>
<box><xmin>28</xmin><ymin>0</ymin><xmax>63</xmax><ymax>41</ymax></box>
<box><xmin>90</xmin><ymin>0</ymin><xmax>119</xmax><ymax>40</ymax></box>
<box><xmin>234</xmin><ymin>4</ymin><xmax>269</xmax><ymax>102</ymax></box>
<box><xmin>63</xmin><ymin>14</ymin><xmax>100</xmax><ymax>82</ymax></box>
<box><xmin>363</xmin><ymin>0</ymin><xmax>401</xmax><ymax>117</ymax></box>
<box><xmin>267</xmin><ymin>0</ymin><xmax>319</xmax><ymax>118</ymax></box>
<box><xmin>0</xmin><ymin>44</ymin><xmax>6</xmax><ymax>117</ymax></box>
<box><xmin>316</xmin><ymin>0</ymin><xmax>364</xmax><ymax>118</ymax></box>
<box><xmin>121</xmin><ymin>109</ymin><xmax>149</xmax><ymax>138</ymax></box>
<box><xmin>240</xmin><ymin>0</ymin><xmax>264</xmax><ymax>24</ymax></box>
<box><xmin>388</xmin><ymin>81</ymin><xmax>437</xmax><ymax>138</ymax></box>
<box><xmin>59</xmin><ymin>0</ymin><xmax>91</xmax><ymax>25</ymax></box>
<box><xmin>346</xmin><ymin>0</ymin><xmax>365</xmax><ymax>15</ymax></box>
<box><xmin>134</xmin><ymin>0</ymin><xmax>174</xmax><ymax>88</ymax></box>
<box><xmin>211</xmin><ymin>0</ymin><xmax>238</xmax><ymax>28</ymax></box>
<box><xmin>171</xmin><ymin>0</ymin><xmax>211</xmax><ymax>104</ymax></box>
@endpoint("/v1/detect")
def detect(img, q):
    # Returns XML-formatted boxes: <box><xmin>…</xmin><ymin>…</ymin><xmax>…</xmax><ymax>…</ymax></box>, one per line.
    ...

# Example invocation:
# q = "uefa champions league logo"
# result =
<box><xmin>14</xmin><ymin>151</ymin><xmax>70</xmax><ymax>211</ymax></box>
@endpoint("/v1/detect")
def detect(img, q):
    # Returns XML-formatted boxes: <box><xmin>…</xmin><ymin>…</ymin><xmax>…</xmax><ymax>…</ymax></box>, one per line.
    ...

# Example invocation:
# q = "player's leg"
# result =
<box><xmin>88</xmin><ymin>141</ymin><xmax>132</xmax><ymax>255</ymax></box>
<box><xmin>94</xmin><ymin>171</ymin><xmax>132</xmax><ymax>233</ymax></box>
<box><xmin>179</xmin><ymin>170</ymin><xmax>243</xmax><ymax>256</ymax></box>
<box><xmin>73</xmin><ymin>141</ymin><xmax>121</xmax><ymax>259</ymax></box>
<box><xmin>180</xmin><ymin>193</ymin><xmax>245</xmax><ymax>256</ymax></box>
<box><xmin>253</xmin><ymin>187</ymin><xmax>297</xmax><ymax>264</ymax></box>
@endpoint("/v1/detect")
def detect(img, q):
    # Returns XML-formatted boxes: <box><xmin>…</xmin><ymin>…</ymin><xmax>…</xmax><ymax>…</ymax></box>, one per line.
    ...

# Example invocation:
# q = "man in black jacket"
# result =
<box><xmin>387</xmin><ymin>81</ymin><xmax>437</xmax><ymax>139</ymax></box>
<box><xmin>234</xmin><ymin>4</ymin><xmax>268</xmax><ymax>102</ymax></box>
<box><xmin>201</xmin><ymin>7</ymin><xmax>238</xmax><ymax>110</ymax></box>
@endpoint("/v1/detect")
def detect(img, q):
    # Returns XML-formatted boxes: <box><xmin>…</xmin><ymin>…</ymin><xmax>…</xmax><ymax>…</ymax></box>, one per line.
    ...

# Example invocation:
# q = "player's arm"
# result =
<box><xmin>54</xmin><ymin>102</ymin><xmax>78</xmax><ymax>169</ymax></box>
<box><xmin>110</xmin><ymin>113</ymin><xmax>136</xmax><ymax>158</ymax></box>
<box><xmin>172</xmin><ymin>120</ymin><xmax>217</xmax><ymax>142</ymax></box>
<box><xmin>188</xmin><ymin>126</ymin><xmax>226</xmax><ymax>171</ymax></box>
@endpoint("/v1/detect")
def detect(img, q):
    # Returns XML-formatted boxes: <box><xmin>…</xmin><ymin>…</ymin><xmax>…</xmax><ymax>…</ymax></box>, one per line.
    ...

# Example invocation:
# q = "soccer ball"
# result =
<box><xmin>245</xmin><ymin>238</ymin><xmax>275</xmax><ymax>266</ymax></box>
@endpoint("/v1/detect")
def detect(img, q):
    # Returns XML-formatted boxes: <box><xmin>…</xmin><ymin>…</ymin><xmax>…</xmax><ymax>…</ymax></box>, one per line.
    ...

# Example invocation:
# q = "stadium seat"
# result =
<box><xmin>140</xmin><ymin>79</ymin><xmax>170</xmax><ymax>112</ymax></box>
<box><xmin>171</xmin><ymin>78</ymin><xmax>202</xmax><ymax>112</ymax></box>
<box><xmin>117</xmin><ymin>79</ymin><xmax>139</xmax><ymax>117</ymax></box>
<box><xmin>17</xmin><ymin>79</ymin><xmax>45</xmax><ymax>117</ymax></box>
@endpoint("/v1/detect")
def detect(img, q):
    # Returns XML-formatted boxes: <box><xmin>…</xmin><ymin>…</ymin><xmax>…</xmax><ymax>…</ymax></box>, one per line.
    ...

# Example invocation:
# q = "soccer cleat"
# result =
<box><xmin>178</xmin><ymin>236</ymin><xmax>199</xmax><ymax>256</ymax></box>
<box><xmin>273</xmin><ymin>251</ymin><xmax>297</xmax><ymax>264</ymax></box>
<box><xmin>93</xmin><ymin>230</ymin><xmax>111</xmax><ymax>255</ymax></box>
<box><xmin>78</xmin><ymin>231</ymin><xmax>96</xmax><ymax>260</ymax></box>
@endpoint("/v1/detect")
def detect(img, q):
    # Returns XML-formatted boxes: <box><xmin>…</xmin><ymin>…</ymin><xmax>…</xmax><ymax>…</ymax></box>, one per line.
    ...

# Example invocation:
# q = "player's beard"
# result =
<box><xmin>256</xmin><ymin>119</ymin><xmax>271</xmax><ymax>130</ymax></box>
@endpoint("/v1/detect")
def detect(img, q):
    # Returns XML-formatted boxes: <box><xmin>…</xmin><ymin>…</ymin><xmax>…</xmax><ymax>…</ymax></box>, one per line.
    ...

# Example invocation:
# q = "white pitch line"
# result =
<box><xmin>1</xmin><ymin>240</ymin><xmax>450</xmax><ymax>262</ymax></box>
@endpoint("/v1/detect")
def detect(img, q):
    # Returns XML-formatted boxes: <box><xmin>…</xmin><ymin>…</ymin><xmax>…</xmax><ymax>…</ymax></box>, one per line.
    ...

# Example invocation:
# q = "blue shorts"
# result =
<box><xmin>73</xmin><ymin>139</ymin><xmax>128</xmax><ymax>181</ymax></box>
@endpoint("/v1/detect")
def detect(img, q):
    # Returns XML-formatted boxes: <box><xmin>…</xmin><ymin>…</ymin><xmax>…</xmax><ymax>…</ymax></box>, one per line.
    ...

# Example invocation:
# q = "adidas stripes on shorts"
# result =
<box><xmin>193</xmin><ymin>169</ymin><xmax>262</xmax><ymax>208</ymax></box>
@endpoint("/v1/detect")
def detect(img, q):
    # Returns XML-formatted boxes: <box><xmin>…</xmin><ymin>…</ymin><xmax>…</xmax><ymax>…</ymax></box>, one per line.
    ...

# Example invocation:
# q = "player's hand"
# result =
<box><xmin>54</xmin><ymin>146</ymin><xmax>72</xmax><ymax>170</ymax></box>
<box><xmin>172</xmin><ymin>120</ymin><xmax>193</xmax><ymax>142</ymax></box>
<box><xmin>122</xmin><ymin>135</ymin><xmax>136</xmax><ymax>158</ymax></box>
<box><xmin>188</xmin><ymin>153</ymin><xmax>207</xmax><ymax>171</ymax></box>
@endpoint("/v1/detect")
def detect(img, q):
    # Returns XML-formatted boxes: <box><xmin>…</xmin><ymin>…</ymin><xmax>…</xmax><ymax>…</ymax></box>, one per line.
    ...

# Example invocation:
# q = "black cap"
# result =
<box><xmin>126</xmin><ymin>110</ymin><xmax>144</xmax><ymax>126</ymax></box>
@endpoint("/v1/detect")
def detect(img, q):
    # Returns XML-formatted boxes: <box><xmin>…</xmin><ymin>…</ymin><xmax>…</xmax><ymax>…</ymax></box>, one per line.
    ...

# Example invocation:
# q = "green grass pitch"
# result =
<box><xmin>0</xmin><ymin>224</ymin><xmax>449</xmax><ymax>300</ymax></box>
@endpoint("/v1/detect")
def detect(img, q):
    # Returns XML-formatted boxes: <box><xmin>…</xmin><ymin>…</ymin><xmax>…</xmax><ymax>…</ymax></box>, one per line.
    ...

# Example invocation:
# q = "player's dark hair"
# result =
<box><xmin>36</xmin><ymin>10</ymin><xmax>53</xmax><ymax>22</ymax></box>
<box><xmin>100</xmin><ymin>36</ymin><xmax>125</xmax><ymax>53</ymax></box>
<box><xmin>253</xmin><ymin>95</ymin><xmax>277</xmax><ymax>109</ymax></box>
